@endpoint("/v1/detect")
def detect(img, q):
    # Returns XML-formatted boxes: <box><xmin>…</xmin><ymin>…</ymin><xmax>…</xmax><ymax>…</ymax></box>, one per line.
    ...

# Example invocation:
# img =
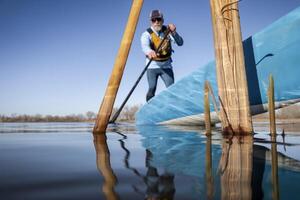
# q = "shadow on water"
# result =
<box><xmin>98</xmin><ymin>124</ymin><xmax>300</xmax><ymax>199</ymax></box>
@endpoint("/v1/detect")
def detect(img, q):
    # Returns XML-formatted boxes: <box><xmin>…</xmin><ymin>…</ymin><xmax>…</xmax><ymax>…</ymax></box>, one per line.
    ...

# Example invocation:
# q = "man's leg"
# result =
<box><xmin>146</xmin><ymin>69</ymin><xmax>159</xmax><ymax>102</ymax></box>
<box><xmin>160</xmin><ymin>68</ymin><xmax>174</xmax><ymax>87</ymax></box>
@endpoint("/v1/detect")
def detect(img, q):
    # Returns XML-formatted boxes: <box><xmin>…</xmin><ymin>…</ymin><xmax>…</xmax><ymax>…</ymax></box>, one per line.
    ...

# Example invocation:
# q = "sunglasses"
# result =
<box><xmin>151</xmin><ymin>18</ymin><xmax>162</xmax><ymax>23</ymax></box>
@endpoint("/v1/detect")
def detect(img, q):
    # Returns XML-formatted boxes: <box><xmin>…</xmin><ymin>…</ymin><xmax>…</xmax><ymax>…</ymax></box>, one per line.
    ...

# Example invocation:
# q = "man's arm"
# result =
<box><xmin>171</xmin><ymin>31</ymin><xmax>184</xmax><ymax>46</ymax></box>
<box><xmin>168</xmin><ymin>24</ymin><xmax>184</xmax><ymax>46</ymax></box>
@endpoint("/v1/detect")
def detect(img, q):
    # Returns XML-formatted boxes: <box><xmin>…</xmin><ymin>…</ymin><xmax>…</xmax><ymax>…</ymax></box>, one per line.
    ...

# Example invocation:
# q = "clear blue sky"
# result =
<box><xmin>0</xmin><ymin>0</ymin><xmax>299</xmax><ymax>116</ymax></box>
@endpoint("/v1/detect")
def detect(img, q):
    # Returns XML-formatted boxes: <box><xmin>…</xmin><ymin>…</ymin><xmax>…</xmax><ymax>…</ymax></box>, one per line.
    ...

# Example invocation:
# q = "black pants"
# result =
<box><xmin>146</xmin><ymin>68</ymin><xmax>174</xmax><ymax>102</ymax></box>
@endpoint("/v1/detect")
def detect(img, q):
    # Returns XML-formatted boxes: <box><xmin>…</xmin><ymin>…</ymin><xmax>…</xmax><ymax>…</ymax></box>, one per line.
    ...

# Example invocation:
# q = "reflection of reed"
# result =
<box><xmin>93</xmin><ymin>134</ymin><xmax>119</xmax><ymax>200</ymax></box>
<box><xmin>206</xmin><ymin>136</ymin><xmax>214</xmax><ymax>199</ymax></box>
<box><xmin>271</xmin><ymin>136</ymin><xmax>279</xmax><ymax>200</ymax></box>
<box><xmin>219</xmin><ymin>136</ymin><xmax>253</xmax><ymax>200</ymax></box>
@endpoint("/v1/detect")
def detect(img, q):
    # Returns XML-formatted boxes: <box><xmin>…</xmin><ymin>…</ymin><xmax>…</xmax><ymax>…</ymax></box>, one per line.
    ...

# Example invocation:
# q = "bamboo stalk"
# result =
<box><xmin>207</xmin><ymin>81</ymin><xmax>219</xmax><ymax>117</ymax></box>
<box><xmin>209</xmin><ymin>0</ymin><xmax>253</xmax><ymax>134</ymax></box>
<box><xmin>204</xmin><ymin>81</ymin><xmax>212</xmax><ymax>135</ymax></box>
<box><xmin>268</xmin><ymin>75</ymin><xmax>276</xmax><ymax>136</ymax></box>
<box><xmin>93</xmin><ymin>0</ymin><xmax>144</xmax><ymax>134</ymax></box>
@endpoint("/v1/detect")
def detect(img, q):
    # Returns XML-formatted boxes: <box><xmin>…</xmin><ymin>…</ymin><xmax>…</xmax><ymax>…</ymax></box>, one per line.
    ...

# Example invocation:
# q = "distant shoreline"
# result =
<box><xmin>1</xmin><ymin>118</ymin><xmax>299</xmax><ymax>124</ymax></box>
<box><xmin>0</xmin><ymin>105</ymin><xmax>142</xmax><ymax>123</ymax></box>
<box><xmin>0</xmin><ymin>114</ymin><xmax>96</xmax><ymax>123</ymax></box>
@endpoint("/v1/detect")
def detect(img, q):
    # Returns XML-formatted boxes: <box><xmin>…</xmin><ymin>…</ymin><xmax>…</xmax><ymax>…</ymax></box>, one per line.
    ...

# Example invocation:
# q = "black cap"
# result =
<box><xmin>149</xmin><ymin>10</ymin><xmax>163</xmax><ymax>19</ymax></box>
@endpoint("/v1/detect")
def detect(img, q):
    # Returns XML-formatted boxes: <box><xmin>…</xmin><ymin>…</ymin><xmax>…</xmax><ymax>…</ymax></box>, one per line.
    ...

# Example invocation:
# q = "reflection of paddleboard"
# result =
<box><xmin>136</xmin><ymin>7</ymin><xmax>300</xmax><ymax>125</ymax></box>
<box><xmin>137</xmin><ymin>125</ymin><xmax>221</xmax><ymax>177</ymax></box>
<box><xmin>137</xmin><ymin>125</ymin><xmax>300</xmax><ymax>177</ymax></box>
<box><xmin>137</xmin><ymin>126</ymin><xmax>300</xmax><ymax>199</ymax></box>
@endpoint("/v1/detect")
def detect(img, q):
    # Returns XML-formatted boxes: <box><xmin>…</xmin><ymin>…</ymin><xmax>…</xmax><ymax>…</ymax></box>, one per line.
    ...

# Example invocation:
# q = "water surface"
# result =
<box><xmin>0</xmin><ymin>122</ymin><xmax>300</xmax><ymax>199</ymax></box>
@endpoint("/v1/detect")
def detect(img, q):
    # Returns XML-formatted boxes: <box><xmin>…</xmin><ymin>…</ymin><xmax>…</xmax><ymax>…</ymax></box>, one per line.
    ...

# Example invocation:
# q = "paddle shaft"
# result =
<box><xmin>109</xmin><ymin>28</ymin><xmax>171</xmax><ymax>123</ymax></box>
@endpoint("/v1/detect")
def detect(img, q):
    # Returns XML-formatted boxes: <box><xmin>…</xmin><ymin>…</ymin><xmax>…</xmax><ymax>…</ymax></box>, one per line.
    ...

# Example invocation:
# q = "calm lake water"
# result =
<box><xmin>0</xmin><ymin>122</ymin><xmax>300</xmax><ymax>199</ymax></box>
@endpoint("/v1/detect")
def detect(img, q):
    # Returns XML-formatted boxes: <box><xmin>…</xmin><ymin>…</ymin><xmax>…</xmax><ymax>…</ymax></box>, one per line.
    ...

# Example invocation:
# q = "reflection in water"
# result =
<box><xmin>2</xmin><ymin>123</ymin><xmax>300</xmax><ymax>199</ymax></box>
<box><xmin>144</xmin><ymin>150</ymin><xmax>176</xmax><ymax>200</ymax></box>
<box><xmin>252</xmin><ymin>144</ymin><xmax>266</xmax><ymax>200</ymax></box>
<box><xmin>206</xmin><ymin>135</ymin><xmax>214</xmax><ymax>199</ymax></box>
<box><xmin>219</xmin><ymin>136</ymin><xmax>253</xmax><ymax>200</ymax></box>
<box><xmin>105</xmin><ymin>125</ymin><xmax>300</xmax><ymax>199</ymax></box>
<box><xmin>116</xmin><ymin>132</ymin><xmax>143</xmax><ymax>178</ymax></box>
<box><xmin>116</xmin><ymin>131</ymin><xmax>176</xmax><ymax>199</ymax></box>
<box><xmin>271</xmin><ymin>136</ymin><xmax>280</xmax><ymax>200</ymax></box>
<box><xmin>93</xmin><ymin>134</ymin><xmax>119</xmax><ymax>200</ymax></box>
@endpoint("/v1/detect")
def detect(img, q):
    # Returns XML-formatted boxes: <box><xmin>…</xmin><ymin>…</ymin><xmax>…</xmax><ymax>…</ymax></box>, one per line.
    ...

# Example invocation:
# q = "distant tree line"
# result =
<box><xmin>0</xmin><ymin>105</ymin><xmax>142</xmax><ymax>123</ymax></box>
<box><xmin>111</xmin><ymin>104</ymin><xmax>141</xmax><ymax>122</ymax></box>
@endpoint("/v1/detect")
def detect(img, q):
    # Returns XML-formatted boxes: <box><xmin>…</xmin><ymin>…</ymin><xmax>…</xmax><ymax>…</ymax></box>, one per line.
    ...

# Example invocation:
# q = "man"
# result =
<box><xmin>141</xmin><ymin>10</ymin><xmax>183</xmax><ymax>102</ymax></box>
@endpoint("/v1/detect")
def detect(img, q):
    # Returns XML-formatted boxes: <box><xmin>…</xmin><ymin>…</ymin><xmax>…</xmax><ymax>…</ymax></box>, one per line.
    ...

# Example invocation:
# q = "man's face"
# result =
<box><xmin>151</xmin><ymin>17</ymin><xmax>163</xmax><ymax>32</ymax></box>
